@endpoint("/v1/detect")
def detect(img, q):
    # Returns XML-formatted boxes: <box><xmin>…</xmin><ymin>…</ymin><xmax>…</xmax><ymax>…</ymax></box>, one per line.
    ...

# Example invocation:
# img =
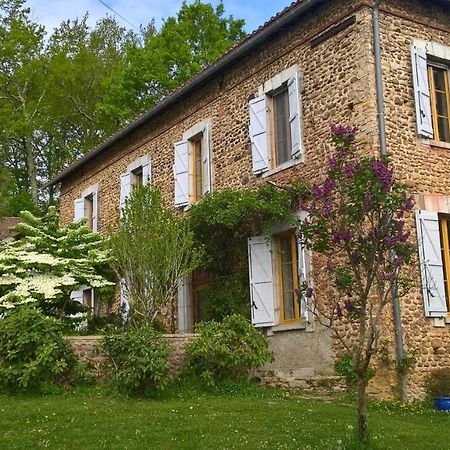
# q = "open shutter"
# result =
<box><xmin>92</xmin><ymin>190</ymin><xmax>98</xmax><ymax>233</ymax></box>
<box><xmin>174</xmin><ymin>140</ymin><xmax>189</xmax><ymax>207</ymax></box>
<box><xmin>120</xmin><ymin>279</ymin><xmax>130</xmax><ymax>320</ymax></box>
<box><xmin>203</xmin><ymin>125</ymin><xmax>211</xmax><ymax>195</ymax></box>
<box><xmin>288</xmin><ymin>75</ymin><xmax>302</xmax><ymax>159</ymax></box>
<box><xmin>297</xmin><ymin>231</ymin><xmax>309</xmax><ymax>321</ymax></box>
<box><xmin>142</xmin><ymin>161</ymin><xmax>151</xmax><ymax>186</ymax></box>
<box><xmin>249</xmin><ymin>95</ymin><xmax>269</xmax><ymax>175</ymax></box>
<box><xmin>74</xmin><ymin>198</ymin><xmax>84</xmax><ymax>222</ymax></box>
<box><xmin>411</xmin><ymin>45</ymin><xmax>434</xmax><ymax>139</ymax></box>
<box><xmin>416</xmin><ymin>210</ymin><xmax>448</xmax><ymax>317</ymax></box>
<box><xmin>248</xmin><ymin>236</ymin><xmax>275</xmax><ymax>327</ymax></box>
<box><xmin>120</xmin><ymin>173</ymin><xmax>131</xmax><ymax>211</ymax></box>
<box><xmin>70</xmin><ymin>289</ymin><xmax>83</xmax><ymax>304</ymax></box>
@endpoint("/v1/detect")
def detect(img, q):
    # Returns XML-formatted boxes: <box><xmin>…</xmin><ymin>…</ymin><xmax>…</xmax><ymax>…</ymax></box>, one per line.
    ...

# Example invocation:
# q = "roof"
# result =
<box><xmin>0</xmin><ymin>217</ymin><xmax>22</xmax><ymax>241</ymax></box>
<box><xmin>44</xmin><ymin>0</ymin><xmax>325</xmax><ymax>188</ymax></box>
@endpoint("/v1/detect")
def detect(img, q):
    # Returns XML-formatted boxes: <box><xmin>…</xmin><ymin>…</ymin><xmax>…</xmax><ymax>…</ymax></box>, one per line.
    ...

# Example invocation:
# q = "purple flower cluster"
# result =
<box><xmin>331</xmin><ymin>124</ymin><xmax>358</xmax><ymax>142</ymax></box>
<box><xmin>332</xmin><ymin>228</ymin><xmax>352</xmax><ymax>243</ymax></box>
<box><xmin>372</xmin><ymin>160</ymin><xmax>394</xmax><ymax>192</ymax></box>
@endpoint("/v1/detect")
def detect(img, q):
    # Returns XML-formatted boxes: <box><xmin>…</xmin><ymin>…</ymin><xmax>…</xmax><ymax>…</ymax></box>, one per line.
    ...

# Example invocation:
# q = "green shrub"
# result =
<box><xmin>0</xmin><ymin>307</ymin><xmax>77</xmax><ymax>392</ymax></box>
<box><xmin>424</xmin><ymin>368</ymin><xmax>450</xmax><ymax>398</ymax></box>
<box><xmin>334</xmin><ymin>355</ymin><xmax>375</xmax><ymax>387</ymax></box>
<box><xmin>100</xmin><ymin>326</ymin><xmax>170</xmax><ymax>395</ymax></box>
<box><xmin>185</xmin><ymin>314</ymin><xmax>273</xmax><ymax>386</ymax></box>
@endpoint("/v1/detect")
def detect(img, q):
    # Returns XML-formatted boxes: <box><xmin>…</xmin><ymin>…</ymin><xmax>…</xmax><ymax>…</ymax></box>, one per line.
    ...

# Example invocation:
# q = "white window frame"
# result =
<box><xmin>74</xmin><ymin>184</ymin><xmax>99</xmax><ymax>233</ymax></box>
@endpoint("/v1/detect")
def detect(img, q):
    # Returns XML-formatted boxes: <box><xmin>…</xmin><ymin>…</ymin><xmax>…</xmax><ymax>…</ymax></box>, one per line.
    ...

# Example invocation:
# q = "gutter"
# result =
<box><xmin>44</xmin><ymin>0</ymin><xmax>325</xmax><ymax>188</ymax></box>
<box><xmin>372</xmin><ymin>0</ymin><xmax>408</xmax><ymax>402</ymax></box>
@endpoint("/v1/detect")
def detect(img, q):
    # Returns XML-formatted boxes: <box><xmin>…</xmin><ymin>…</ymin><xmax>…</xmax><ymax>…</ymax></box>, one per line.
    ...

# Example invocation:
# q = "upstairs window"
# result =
<box><xmin>192</xmin><ymin>135</ymin><xmax>204</xmax><ymax>202</ymax></box>
<box><xmin>120</xmin><ymin>155</ymin><xmax>151</xmax><ymax>211</ymax></box>
<box><xmin>428</xmin><ymin>62</ymin><xmax>450</xmax><ymax>143</ymax></box>
<box><xmin>74</xmin><ymin>187</ymin><xmax>98</xmax><ymax>233</ymax></box>
<box><xmin>272</xmin><ymin>87</ymin><xmax>292</xmax><ymax>166</ymax></box>
<box><xmin>84</xmin><ymin>194</ymin><xmax>94</xmax><ymax>231</ymax></box>
<box><xmin>131</xmin><ymin>166</ymin><xmax>144</xmax><ymax>190</ymax></box>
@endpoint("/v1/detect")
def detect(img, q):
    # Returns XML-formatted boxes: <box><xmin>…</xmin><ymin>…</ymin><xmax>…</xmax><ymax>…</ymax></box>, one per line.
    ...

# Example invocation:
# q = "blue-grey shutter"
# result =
<box><xmin>249</xmin><ymin>95</ymin><xmax>269</xmax><ymax>174</ymax></box>
<box><xmin>411</xmin><ymin>45</ymin><xmax>433</xmax><ymax>139</ymax></box>
<box><xmin>120</xmin><ymin>173</ymin><xmax>131</xmax><ymax>211</ymax></box>
<box><xmin>74</xmin><ymin>198</ymin><xmax>84</xmax><ymax>222</ymax></box>
<box><xmin>288</xmin><ymin>75</ymin><xmax>302</xmax><ymax>159</ymax></box>
<box><xmin>297</xmin><ymin>230</ymin><xmax>309</xmax><ymax>321</ymax></box>
<box><xmin>416</xmin><ymin>210</ymin><xmax>448</xmax><ymax>317</ymax></box>
<box><xmin>174</xmin><ymin>140</ymin><xmax>189</xmax><ymax>206</ymax></box>
<box><xmin>120</xmin><ymin>279</ymin><xmax>130</xmax><ymax>320</ymax></box>
<box><xmin>142</xmin><ymin>161</ymin><xmax>151</xmax><ymax>186</ymax></box>
<box><xmin>92</xmin><ymin>190</ymin><xmax>98</xmax><ymax>233</ymax></box>
<box><xmin>70</xmin><ymin>289</ymin><xmax>83</xmax><ymax>304</ymax></box>
<box><xmin>248</xmin><ymin>236</ymin><xmax>275</xmax><ymax>327</ymax></box>
<box><xmin>203</xmin><ymin>124</ymin><xmax>211</xmax><ymax>194</ymax></box>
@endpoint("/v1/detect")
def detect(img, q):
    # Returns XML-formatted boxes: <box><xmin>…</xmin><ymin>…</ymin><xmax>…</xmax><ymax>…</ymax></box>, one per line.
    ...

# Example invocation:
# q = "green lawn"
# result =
<box><xmin>0</xmin><ymin>386</ymin><xmax>448</xmax><ymax>449</ymax></box>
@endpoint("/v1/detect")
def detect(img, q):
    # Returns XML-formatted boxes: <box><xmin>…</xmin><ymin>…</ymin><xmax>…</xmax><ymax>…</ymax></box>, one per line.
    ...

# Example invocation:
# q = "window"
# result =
<box><xmin>248</xmin><ymin>228</ymin><xmax>307</xmax><ymax>328</ymax></box>
<box><xmin>74</xmin><ymin>187</ymin><xmax>98</xmax><ymax>232</ymax></box>
<box><xmin>174</xmin><ymin>122</ymin><xmax>211</xmax><ymax>207</ymax></box>
<box><xmin>70</xmin><ymin>286</ymin><xmax>99</xmax><ymax>317</ymax></box>
<box><xmin>439</xmin><ymin>215</ymin><xmax>450</xmax><ymax>312</ymax></box>
<box><xmin>131</xmin><ymin>166</ymin><xmax>144</xmax><ymax>190</ymax></box>
<box><xmin>428</xmin><ymin>62</ymin><xmax>450</xmax><ymax>143</ymax></box>
<box><xmin>120</xmin><ymin>156</ymin><xmax>151</xmax><ymax>210</ymax></box>
<box><xmin>248</xmin><ymin>67</ymin><xmax>303</xmax><ymax>175</ymax></box>
<box><xmin>411</xmin><ymin>41</ymin><xmax>450</xmax><ymax>142</ymax></box>
<box><xmin>274</xmin><ymin>231</ymin><xmax>300</xmax><ymax>323</ymax></box>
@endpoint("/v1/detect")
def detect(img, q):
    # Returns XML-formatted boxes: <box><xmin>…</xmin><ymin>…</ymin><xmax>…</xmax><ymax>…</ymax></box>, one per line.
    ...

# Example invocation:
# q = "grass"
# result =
<box><xmin>0</xmin><ymin>382</ymin><xmax>449</xmax><ymax>449</ymax></box>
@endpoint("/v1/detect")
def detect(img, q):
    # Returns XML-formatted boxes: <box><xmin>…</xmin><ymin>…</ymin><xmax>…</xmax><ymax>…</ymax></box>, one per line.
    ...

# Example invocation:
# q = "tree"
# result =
<box><xmin>109</xmin><ymin>185</ymin><xmax>201</xmax><ymax>328</ymax></box>
<box><xmin>0</xmin><ymin>207</ymin><xmax>114</xmax><ymax>319</ymax></box>
<box><xmin>296</xmin><ymin>125</ymin><xmax>414</xmax><ymax>442</ymax></box>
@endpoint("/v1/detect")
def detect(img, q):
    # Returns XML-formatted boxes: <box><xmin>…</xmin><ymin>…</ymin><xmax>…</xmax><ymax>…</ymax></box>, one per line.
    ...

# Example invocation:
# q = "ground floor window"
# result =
<box><xmin>439</xmin><ymin>214</ymin><xmax>450</xmax><ymax>312</ymax></box>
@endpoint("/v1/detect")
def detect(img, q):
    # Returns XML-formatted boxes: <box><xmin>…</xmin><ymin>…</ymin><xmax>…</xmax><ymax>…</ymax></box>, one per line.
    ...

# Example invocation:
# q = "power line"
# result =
<box><xmin>96</xmin><ymin>0</ymin><xmax>141</xmax><ymax>32</ymax></box>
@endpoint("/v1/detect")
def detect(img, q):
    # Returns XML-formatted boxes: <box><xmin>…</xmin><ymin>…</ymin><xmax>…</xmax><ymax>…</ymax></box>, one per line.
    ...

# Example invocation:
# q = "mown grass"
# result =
<box><xmin>0</xmin><ymin>382</ymin><xmax>448</xmax><ymax>449</ymax></box>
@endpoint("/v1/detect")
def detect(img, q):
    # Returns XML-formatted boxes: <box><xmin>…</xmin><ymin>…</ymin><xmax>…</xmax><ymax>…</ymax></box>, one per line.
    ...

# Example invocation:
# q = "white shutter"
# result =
<box><xmin>142</xmin><ymin>161</ymin><xmax>151</xmax><ymax>186</ymax></box>
<box><xmin>248</xmin><ymin>236</ymin><xmax>275</xmax><ymax>327</ymax></box>
<box><xmin>416</xmin><ymin>210</ymin><xmax>448</xmax><ymax>317</ymax></box>
<box><xmin>120</xmin><ymin>279</ymin><xmax>130</xmax><ymax>320</ymax></box>
<box><xmin>92</xmin><ymin>190</ymin><xmax>98</xmax><ymax>233</ymax></box>
<box><xmin>203</xmin><ymin>125</ymin><xmax>211</xmax><ymax>194</ymax></box>
<box><xmin>249</xmin><ymin>95</ymin><xmax>269</xmax><ymax>175</ymax></box>
<box><xmin>70</xmin><ymin>289</ymin><xmax>83</xmax><ymax>304</ymax></box>
<box><xmin>174</xmin><ymin>140</ymin><xmax>189</xmax><ymax>207</ymax></box>
<box><xmin>297</xmin><ymin>231</ymin><xmax>309</xmax><ymax>320</ymax></box>
<box><xmin>411</xmin><ymin>45</ymin><xmax>434</xmax><ymax>139</ymax></box>
<box><xmin>288</xmin><ymin>75</ymin><xmax>302</xmax><ymax>159</ymax></box>
<box><xmin>74</xmin><ymin>198</ymin><xmax>84</xmax><ymax>222</ymax></box>
<box><xmin>120</xmin><ymin>173</ymin><xmax>131</xmax><ymax>210</ymax></box>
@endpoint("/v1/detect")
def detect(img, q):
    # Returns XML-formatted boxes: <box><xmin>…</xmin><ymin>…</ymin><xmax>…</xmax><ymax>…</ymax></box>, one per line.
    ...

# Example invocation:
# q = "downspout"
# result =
<box><xmin>372</xmin><ymin>0</ymin><xmax>408</xmax><ymax>402</ymax></box>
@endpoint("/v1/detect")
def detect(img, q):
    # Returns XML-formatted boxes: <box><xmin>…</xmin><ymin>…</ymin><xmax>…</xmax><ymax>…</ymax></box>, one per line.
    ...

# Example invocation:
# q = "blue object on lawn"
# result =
<box><xmin>434</xmin><ymin>397</ymin><xmax>450</xmax><ymax>411</ymax></box>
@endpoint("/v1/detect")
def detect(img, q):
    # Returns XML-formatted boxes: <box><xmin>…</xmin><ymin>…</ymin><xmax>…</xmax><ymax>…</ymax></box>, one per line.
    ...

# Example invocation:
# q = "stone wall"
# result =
<box><xmin>68</xmin><ymin>334</ymin><xmax>196</xmax><ymax>379</ymax></box>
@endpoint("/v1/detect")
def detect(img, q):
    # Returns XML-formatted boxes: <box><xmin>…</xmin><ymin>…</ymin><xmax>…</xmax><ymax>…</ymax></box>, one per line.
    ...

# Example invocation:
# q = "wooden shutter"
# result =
<box><xmin>249</xmin><ymin>95</ymin><xmax>269</xmax><ymax>175</ymax></box>
<box><xmin>70</xmin><ymin>289</ymin><xmax>83</xmax><ymax>304</ymax></box>
<box><xmin>411</xmin><ymin>45</ymin><xmax>434</xmax><ymax>139</ymax></box>
<box><xmin>288</xmin><ymin>75</ymin><xmax>302</xmax><ymax>159</ymax></box>
<box><xmin>202</xmin><ymin>125</ymin><xmax>211</xmax><ymax>195</ymax></box>
<box><xmin>248</xmin><ymin>236</ymin><xmax>275</xmax><ymax>327</ymax></box>
<box><xmin>142</xmin><ymin>161</ymin><xmax>151</xmax><ymax>186</ymax></box>
<box><xmin>92</xmin><ymin>190</ymin><xmax>98</xmax><ymax>233</ymax></box>
<box><xmin>74</xmin><ymin>198</ymin><xmax>84</xmax><ymax>222</ymax></box>
<box><xmin>174</xmin><ymin>140</ymin><xmax>189</xmax><ymax>207</ymax></box>
<box><xmin>120</xmin><ymin>173</ymin><xmax>131</xmax><ymax>210</ymax></box>
<box><xmin>416</xmin><ymin>210</ymin><xmax>448</xmax><ymax>317</ymax></box>
<box><xmin>297</xmin><ymin>231</ymin><xmax>309</xmax><ymax>320</ymax></box>
<box><xmin>120</xmin><ymin>279</ymin><xmax>130</xmax><ymax>319</ymax></box>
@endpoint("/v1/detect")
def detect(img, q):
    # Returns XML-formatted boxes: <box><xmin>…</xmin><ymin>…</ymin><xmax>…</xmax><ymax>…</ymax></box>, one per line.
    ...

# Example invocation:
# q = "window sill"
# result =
<box><xmin>266</xmin><ymin>321</ymin><xmax>306</xmax><ymax>335</ymax></box>
<box><xmin>261</xmin><ymin>158</ymin><xmax>302</xmax><ymax>178</ymax></box>
<box><xmin>430</xmin><ymin>140</ymin><xmax>450</xmax><ymax>151</ymax></box>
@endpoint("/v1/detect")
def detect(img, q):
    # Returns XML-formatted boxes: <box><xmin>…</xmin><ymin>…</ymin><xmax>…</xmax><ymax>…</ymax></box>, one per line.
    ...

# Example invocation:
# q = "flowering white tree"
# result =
<box><xmin>0</xmin><ymin>207</ymin><xmax>114</xmax><ymax>317</ymax></box>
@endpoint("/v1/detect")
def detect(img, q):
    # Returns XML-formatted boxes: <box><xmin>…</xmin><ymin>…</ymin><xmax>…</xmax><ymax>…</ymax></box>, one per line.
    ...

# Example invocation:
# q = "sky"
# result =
<box><xmin>25</xmin><ymin>0</ymin><xmax>291</xmax><ymax>35</ymax></box>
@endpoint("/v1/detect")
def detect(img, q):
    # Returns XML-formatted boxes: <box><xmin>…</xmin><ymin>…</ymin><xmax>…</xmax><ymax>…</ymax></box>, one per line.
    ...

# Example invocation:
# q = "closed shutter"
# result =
<box><xmin>142</xmin><ymin>161</ymin><xmax>151</xmax><ymax>186</ymax></box>
<box><xmin>174</xmin><ymin>140</ymin><xmax>189</xmax><ymax>207</ymax></box>
<box><xmin>297</xmin><ymin>231</ymin><xmax>309</xmax><ymax>320</ymax></box>
<box><xmin>416</xmin><ymin>210</ymin><xmax>448</xmax><ymax>317</ymax></box>
<box><xmin>203</xmin><ymin>125</ymin><xmax>211</xmax><ymax>194</ymax></box>
<box><xmin>92</xmin><ymin>190</ymin><xmax>98</xmax><ymax>233</ymax></box>
<box><xmin>249</xmin><ymin>95</ymin><xmax>269</xmax><ymax>175</ymax></box>
<box><xmin>74</xmin><ymin>198</ymin><xmax>84</xmax><ymax>222</ymax></box>
<box><xmin>120</xmin><ymin>173</ymin><xmax>131</xmax><ymax>211</ymax></box>
<box><xmin>248</xmin><ymin>236</ymin><xmax>275</xmax><ymax>327</ymax></box>
<box><xmin>411</xmin><ymin>45</ymin><xmax>434</xmax><ymax>139</ymax></box>
<box><xmin>287</xmin><ymin>75</ymin><xmax>302</xmax><ymax>159</ymax></box>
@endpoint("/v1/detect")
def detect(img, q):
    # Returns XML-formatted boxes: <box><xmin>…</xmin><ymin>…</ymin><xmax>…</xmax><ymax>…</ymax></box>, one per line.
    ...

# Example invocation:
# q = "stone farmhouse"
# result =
<box><xmin>45</xmin><ymin>0</ymin><xmax>450</xmax><ymax>398</ymax></box>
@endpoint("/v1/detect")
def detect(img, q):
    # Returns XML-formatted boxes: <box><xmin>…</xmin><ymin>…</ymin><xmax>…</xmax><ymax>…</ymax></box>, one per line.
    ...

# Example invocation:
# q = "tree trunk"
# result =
<box><xmin>356</xmin><ymin>374</ymin><xmax>368</xmax><ymax>442</ymax></box>
<box><xmin>24</xmin><ymin>135</ymin><xmax>38</xmax><ymax>205</ymax></box>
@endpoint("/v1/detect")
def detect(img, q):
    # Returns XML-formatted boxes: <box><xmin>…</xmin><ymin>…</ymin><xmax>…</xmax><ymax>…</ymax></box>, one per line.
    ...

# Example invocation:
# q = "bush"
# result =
<box><xmin>100</xmin><ymin>326</ymin><xmax>170</xmax><ymax>395</ymax></box>
<box><xmin>334</xmin><ymin>355</ymin><xmax>375</xmax><ymax>387</ymax></box>
<box><xmin>424</xmin><ymin>368</ymin><xmax>450</xmax><ymax>398</ymax></box>
<box><xmin>0</xmin><ymin>307</ymin><xmax>77</xmax><ymax>392</ymax></box>
<box><xmin>185</xmin><ymin>314</ymin><xmax>273</xmax><ymax>386</ymax></box>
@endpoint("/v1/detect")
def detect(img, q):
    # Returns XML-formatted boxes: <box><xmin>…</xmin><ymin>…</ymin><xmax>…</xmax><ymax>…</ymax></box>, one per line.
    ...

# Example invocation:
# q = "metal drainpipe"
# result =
<box><xmin>372</xmin><ymin>0</ymin><xmax>408</xmax><ymax>402</ymax></box>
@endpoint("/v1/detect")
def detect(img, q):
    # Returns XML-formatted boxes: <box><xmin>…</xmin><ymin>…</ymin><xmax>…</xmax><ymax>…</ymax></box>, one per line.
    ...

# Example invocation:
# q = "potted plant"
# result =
<box><xmin>424</xmin><ymin>368</ymin><xmax>450</xmax><ymax>411</ymax></box>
